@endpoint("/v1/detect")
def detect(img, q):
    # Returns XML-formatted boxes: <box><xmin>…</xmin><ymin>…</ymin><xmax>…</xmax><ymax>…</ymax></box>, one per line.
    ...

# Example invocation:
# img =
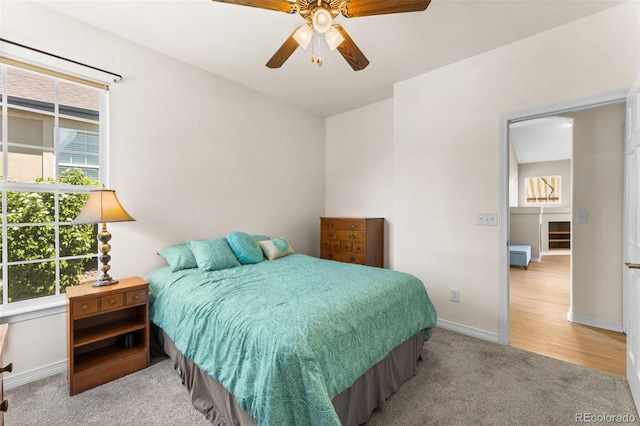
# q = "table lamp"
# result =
<box><xmin>73</xmin><ymin>187</ymin><xmax>136</xmax><ymax>286</ymax></box>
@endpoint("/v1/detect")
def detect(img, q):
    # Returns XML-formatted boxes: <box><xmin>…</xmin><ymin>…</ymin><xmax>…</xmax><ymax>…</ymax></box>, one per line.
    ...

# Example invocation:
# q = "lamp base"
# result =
<box><xmin>92</xmin><ymin>277</ymin><xmax>119</xmax><ymax>287</ymax></box>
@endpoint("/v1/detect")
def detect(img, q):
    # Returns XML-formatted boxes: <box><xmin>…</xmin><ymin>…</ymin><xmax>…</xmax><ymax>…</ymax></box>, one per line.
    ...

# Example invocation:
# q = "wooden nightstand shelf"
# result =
<box><xmin>66</xmin><ymin>276</ymin><xmax>150</xmax><ymax>395</ymax></box>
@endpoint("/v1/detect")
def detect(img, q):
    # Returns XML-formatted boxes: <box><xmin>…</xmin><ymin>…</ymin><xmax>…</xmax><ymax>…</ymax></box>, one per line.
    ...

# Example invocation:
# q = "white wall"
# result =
<box><xmin>325</xmin><ymin>99</ymin><xmax>394</xmax><ymax>267</ymax></box>
<box><xmin>325</xmin><ymin>2</ymin><xmax>639</xmax><ymax>338</ymax></box>
<box><xmin>394</xmin><ymin>2</ymin><xmax>638</xmax><ymax>336</ymax></box>
<box><xmin>1</xmin><ymin>1</ymin><xmax>325</xmax><ymax>379</ymax></box>
<box><xmin>509</xmin><ymin>207</ymin><xmax>541</xmax><ymax>260</ymax></box>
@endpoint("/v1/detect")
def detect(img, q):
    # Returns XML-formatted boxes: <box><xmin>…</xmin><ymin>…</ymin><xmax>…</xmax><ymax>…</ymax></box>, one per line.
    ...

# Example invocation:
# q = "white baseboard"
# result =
<box><xmin>4</xmin><ymin>359</ymin><xmax>66</xmax><ymax>390</ymax></box>
<box><xmin>567</xmin><ymin>312</ymin><xmax>624</xmax><ymax>333</ymax></box>
<box><xmin>436</xmin><ymin>319</ymin><xmax>501</xmax><ymax>344</ymax></box>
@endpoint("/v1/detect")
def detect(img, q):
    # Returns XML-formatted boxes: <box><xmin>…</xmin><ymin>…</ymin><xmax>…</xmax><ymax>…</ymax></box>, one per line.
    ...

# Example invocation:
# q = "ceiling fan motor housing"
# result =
<box><xmin>299</xmin><ymin>0</ymin><xmax>342</xmax><ymax>27</ymax></box>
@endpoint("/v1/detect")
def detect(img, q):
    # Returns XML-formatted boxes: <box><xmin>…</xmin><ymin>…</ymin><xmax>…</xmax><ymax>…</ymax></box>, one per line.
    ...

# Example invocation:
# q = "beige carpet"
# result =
<box><xmin>6</xmin><ymin>327</ymin><xmax>638</xmax><ymax>425</ymax></box>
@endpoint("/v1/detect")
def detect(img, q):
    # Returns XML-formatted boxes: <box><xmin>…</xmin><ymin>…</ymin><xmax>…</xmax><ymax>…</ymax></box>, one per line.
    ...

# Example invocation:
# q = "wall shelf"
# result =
<box><xmin>548</xmin><ymin>221</ymin><xmax>571</xmax><ymax>250</ymax></box>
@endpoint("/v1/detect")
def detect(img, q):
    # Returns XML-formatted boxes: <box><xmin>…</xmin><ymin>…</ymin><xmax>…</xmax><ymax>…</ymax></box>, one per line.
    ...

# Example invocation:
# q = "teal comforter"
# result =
<box><xmin>147</xmin><ymin>254</ymin><xmax>437</xmax><ymax>425</ymax></box>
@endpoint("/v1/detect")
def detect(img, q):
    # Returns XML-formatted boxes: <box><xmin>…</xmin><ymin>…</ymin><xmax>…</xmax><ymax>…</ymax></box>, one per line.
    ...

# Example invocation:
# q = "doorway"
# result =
<box><xmin>499</xmin><ymin>91</ymin><xmax>628</xmax><ymax>373</ymax></box>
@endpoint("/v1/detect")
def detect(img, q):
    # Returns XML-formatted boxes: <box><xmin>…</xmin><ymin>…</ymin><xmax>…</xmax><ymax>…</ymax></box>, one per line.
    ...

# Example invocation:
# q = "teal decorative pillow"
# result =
<box><xmin>226</xmin><ymin>231</ymin><xmax>264</xmax><ymax>264</ymax></box>
<box><xmin>252</xmin><ymin>235</ymin><xmax>271</xmax><ymax>242</ymax></box>
<box><xmin>258</xmin><ymin>238</ymin><xmax>295</xmax><ymax>261</ymax></box>
<box><xmin>187</xmin><ymin>238</ymin><xmax>240</xmax><ymax>271</ymax></box>
<box><xmin>157</xmin><ymin>243</ymin><xmax>197</xmax><ymax>272</ymax></box>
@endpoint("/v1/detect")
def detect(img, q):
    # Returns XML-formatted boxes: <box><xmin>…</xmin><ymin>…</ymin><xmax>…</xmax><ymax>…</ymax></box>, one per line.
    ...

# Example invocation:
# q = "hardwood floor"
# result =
<box><xmin>509</xmin><ymin>254</ymin><xmax>626</xmax><ymax>376</ymax></box>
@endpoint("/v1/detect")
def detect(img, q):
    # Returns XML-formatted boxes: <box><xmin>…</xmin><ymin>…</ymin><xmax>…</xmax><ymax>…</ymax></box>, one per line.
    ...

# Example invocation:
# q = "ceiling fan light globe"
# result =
<box><xmin>293</xmin><ymin>24</ymin><xmax>313</xmax><ymax>49</ymax></box>
<box><xmin>325</xmin><ymin>26</ymin><xmax>344</xmax><ymax>51</ymax></box>
<box><xmin>312</xmin><ymin>8</ymin><xmax>332</xmax><ymax>33</ymax></box>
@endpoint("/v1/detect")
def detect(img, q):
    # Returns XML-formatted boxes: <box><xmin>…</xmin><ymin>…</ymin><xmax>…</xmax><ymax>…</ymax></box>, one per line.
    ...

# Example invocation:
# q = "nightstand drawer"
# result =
<box><xmin>73</xmin><ymin>298</ymin><xmax>99</xmax><ymax>318</ymax></box>
<box><xmin>100</xmin><ymin>293</ymin><xmax>124</xmax><ymax>312</ymax></box>
<box><xmin>126</xmin><ymin>289</ymin><xmax>147</xmax><ymax>305</ymax></box>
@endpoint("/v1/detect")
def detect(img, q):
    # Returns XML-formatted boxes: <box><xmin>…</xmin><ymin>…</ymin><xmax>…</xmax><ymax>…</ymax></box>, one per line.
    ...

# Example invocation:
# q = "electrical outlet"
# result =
<box><xmin>450</xmin><ymin>289</ymin><xmax>460</xmax><ymax>303</ymax></box>
<box><xmin>477</xmin><ymin>212</ymin><xmax>497</xmax><ymax>226</ymax></box>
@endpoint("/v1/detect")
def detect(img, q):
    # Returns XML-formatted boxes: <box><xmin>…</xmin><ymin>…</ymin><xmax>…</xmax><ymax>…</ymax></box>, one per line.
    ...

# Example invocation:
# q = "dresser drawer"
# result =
<box><xmin>321</xmin><ymin>219</ymin><xmax>364</xmax><ymax>231</ymax></box>
<box><xmin>100</xmin><ymin>293</ymin><xmax>124</xmax><ymax>312</ymax></box>
<box><xmin>73</xmin><ymin>298</ymin><xmax>99</xmax><ymax>318</ymax></box>
<box><xmin>320</xmin><ymin>230</ymin><xmax>364</xmax><ymax>242</ymax></box>
<box><xmin>321</xmin><ymin>249</ymin><xmax>364</xmax><ymax>264</ymax></box>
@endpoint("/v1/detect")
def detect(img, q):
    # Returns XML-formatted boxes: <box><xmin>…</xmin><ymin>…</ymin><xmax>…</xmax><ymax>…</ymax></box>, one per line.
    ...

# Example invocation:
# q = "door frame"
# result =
<box><xmin>498</xmin><ymin>89</ymin><xmax>628</xmax><ymax>345</ymax></box>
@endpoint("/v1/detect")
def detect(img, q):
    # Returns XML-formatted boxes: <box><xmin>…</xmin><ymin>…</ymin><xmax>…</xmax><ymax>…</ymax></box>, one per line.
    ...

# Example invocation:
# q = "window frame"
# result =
<box><xmin>0</xmin><ymin>62</ymin><xmax>109</xmax><ymax>322</ymax></box>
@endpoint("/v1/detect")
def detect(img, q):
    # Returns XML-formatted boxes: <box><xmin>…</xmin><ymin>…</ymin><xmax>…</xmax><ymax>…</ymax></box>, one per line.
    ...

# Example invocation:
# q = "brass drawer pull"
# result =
<box><xmin>328</xmin><ymin>223</ymin><xmax>334</xmax><ymax>228</ymax></box>
<box><xmin>327</xmin><ymin>233</ymin><xmax>334</xmax><ymax>238</ymax></box>
<box><xmin>626</xmin><ymin>262</ymin><xmax>640</xmax><ymax>269</ymax></box>
<box><xmin>349</xmin><ymin>235</ymin><xmax>356</xmax><ymax>240</ymax></box>
<box><xmin>327</xmin><ymin>253</ymin><xmax>334</xmax><ymax>258</ymax></box>
<box><xmin>349</xmin><ymin>224</ymin><xmax>356</xmax><ymax>229</ymax></box>
<box><xmin>1</xmin><ymin>363</ymin><xmax>12</xmax><ymax>373</ymax></box>
<box><xmin>82</xmin><ymin>304</ymin><xmax>89</xmax><ymax>311</ymax></box>
<box><xmin>349</xmin><ymin>256</ymin><xmax>356</xmax><ymax>262</ymax></box>
<box><xmin>0</xmin><ymin>399</ymin><xmax>8</xmax><ymax>412</ymax></box>
<box><xmin>133</xmin><ymin>295</ymin><xmax>140</xmax><ymax>301</ymax></box>
<box><xmin>109</xmin><ymin>299</ymin><xmax>116</xmax><ymax>305</ymax></box>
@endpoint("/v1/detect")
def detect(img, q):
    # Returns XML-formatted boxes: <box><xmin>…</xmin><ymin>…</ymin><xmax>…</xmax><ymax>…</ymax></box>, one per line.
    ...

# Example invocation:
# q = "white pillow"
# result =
<box><xmin>258</xmin><ymin>238</ymin><xmax>295</xmax><ymax>260</ymax></box>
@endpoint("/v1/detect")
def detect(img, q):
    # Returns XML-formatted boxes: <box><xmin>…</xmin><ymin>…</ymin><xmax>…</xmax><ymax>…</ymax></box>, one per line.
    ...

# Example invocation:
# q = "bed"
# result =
<box><xmin>147</xmin><ymin>246</ymin><xmax>437</xmax><ymax>426</ymax></box>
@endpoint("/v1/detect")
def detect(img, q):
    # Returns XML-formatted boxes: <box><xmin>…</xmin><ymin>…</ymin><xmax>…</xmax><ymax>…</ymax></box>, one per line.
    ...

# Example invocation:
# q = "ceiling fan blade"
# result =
<box><xmin>266</xmin><ymin>29</ymin><xmax>301</xmax><ymax>68</ymax></box>
<box><xmin>333</xmin><ymin>25</ymin><xmax>369</xmax><ymax>71</ymax></box>
<box><xmin>211</xmin><ymin>0</ymin><xmax>297</xmax><ymax>14</ymax></box>
<box><xmin>341</xmin><ymin>0</ymin><xmax>430</xmax><ymax>18</ymax></box>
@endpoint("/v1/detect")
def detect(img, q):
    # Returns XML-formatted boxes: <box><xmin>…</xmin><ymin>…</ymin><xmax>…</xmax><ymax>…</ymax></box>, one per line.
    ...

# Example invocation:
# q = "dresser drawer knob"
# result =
<box><xmin>327</xmin><ymin>233</ymin><xmax>334</xmax><ymax>238</ymax></box>
<box><xmin>349</xmin><ymin>256</ymin><xmax>356</xmax><ymax>262</ymax></box>
<box><xmin>0</xmin><ymin>399</ymin><xmax>8</xmax><ymax>412</ymax></box>
<box><xmin>328</xmin><ymin>223</ymin><xmax>334</xmax><ymax>228</ymax></box>
<box><xmin>109</xmin><ymin>299</ymin><xmax>116</xmax><ymax>305</ymax></box>
<box><xmin>1</xmin><ymin>363</ymin><xmax>12</xmax><ymax>373</ymax></box>
<box><xmin>82</xmin><ymin>304</ymin><xmax>90</xmax><ymax>311</ymax></box>
<box><xmin>349</xmin><ymin>224</ymin><xmax>356</xmax><ymax>229</ymax></box>
<box><xmin>133</xmin><ymin>295</ymin><xmax>140</xmax><ymax>301</ymax></box>
<box><xmin>349</xmin><ymin>235</ymin><xmax>356</xmax><ymax>240</ymax></box>
<box><xmin>327</xmin><ymin>253</ymin><xmax>334</xmax><ymax>258</ymax></box>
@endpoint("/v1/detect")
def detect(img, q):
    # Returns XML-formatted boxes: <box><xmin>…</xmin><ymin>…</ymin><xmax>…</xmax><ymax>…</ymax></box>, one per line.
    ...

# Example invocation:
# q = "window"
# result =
<box><xmin>0</xmin><ymin>61</ymin><xmax>108</xmax><ymax>311</ymax></box>
<box><xmin>525</xmin><ymin>175</ymin><xmax>561</xmax><ymax>204</ymax></box>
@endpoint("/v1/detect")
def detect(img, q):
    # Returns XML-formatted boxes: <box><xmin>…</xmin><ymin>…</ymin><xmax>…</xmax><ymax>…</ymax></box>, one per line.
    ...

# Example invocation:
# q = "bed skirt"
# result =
<box><xmin>151</xmin><ymin>324</ymin><xmax>425</xmax><ymax>426</ymax></box>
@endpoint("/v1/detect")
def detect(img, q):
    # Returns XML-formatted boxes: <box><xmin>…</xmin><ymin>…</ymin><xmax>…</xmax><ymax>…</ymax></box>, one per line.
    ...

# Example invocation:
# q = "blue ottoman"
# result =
<box><xmin>510</xmin><ymin>244</ymin><xmax>531</xmax><ymax>270</ymax></box>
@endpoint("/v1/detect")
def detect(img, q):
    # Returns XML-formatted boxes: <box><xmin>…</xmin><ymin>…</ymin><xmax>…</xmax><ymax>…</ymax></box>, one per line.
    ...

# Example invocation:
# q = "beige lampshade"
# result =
<box><xmin>73</xmin><ymin>189</ymin><xmax>136</xmax><ymax>224</ymax></box>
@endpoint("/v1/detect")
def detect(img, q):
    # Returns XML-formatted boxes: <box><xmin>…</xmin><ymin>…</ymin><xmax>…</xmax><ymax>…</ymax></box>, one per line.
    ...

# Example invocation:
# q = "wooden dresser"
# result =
<box><xmin>0</xmin><ymin>324</ymin><xmax>10</xmax><ymax>425</ymax></box>
<box><xmin>66</xmin><ymin>277</ymin><xmax>150</xmax><ymax>395</ymax></box>
<box><xmin>320</xmin><ymin>217</ymin><xmax>384</xmax><ymax>267</ymax></box>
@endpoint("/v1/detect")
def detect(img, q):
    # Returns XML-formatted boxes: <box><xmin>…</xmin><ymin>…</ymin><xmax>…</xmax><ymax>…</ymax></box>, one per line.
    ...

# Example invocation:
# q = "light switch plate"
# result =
<box><xmin>477</xmin><ymin>212</ymin><xmax>497</xmax><ymax>226</ymax></box>
<box><xmin>577</xmin><ymin>211</ymin><xmax>588</xmax><ymax>223</ymax></box>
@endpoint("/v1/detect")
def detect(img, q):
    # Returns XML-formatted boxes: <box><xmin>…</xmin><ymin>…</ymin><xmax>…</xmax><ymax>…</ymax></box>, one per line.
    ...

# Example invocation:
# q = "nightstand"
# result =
<box><xmin>66</xmin><ymin>276</ymin><xmax>150</xmax><ymax>395</ymax></box>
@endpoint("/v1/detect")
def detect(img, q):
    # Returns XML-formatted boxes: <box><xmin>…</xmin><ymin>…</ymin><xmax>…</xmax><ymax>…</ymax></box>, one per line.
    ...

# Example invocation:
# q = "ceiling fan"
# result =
<box><xmin>211</xmin><ymin>0</ymin><xmax>431</xmax><ymax>71</ymax></box>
